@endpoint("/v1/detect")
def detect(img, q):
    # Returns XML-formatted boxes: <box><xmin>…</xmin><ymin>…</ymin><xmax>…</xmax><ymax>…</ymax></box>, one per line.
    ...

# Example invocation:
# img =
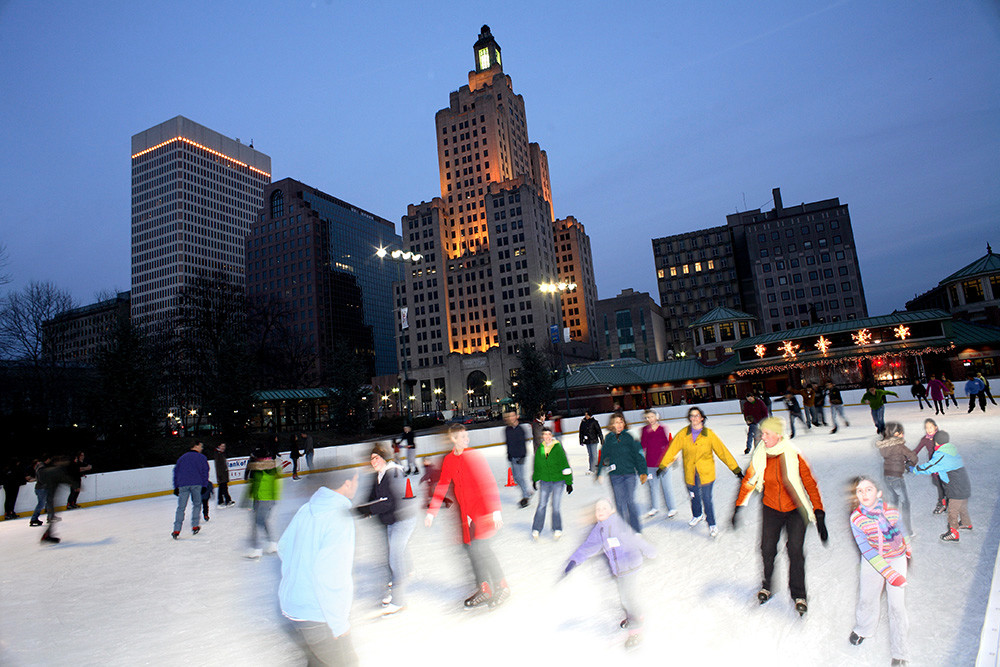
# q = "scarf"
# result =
<box><xmin>745</xmin><ymin>436</ymin><xmax>816</xmax><ymax>522</ymax></box>
<box><xmin>543</xmin><ymin>440</ymin><xmax>557</xmax><ymax>457</ymax></box>
<box><xmin>858</xmin><ymin>499</ymin><xmax>902</xmax><ymax>546</ymax></box>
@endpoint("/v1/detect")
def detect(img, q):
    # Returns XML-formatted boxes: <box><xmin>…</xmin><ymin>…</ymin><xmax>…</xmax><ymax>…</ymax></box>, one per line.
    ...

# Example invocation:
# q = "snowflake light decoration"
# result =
<box><xmin>893</xmin><ymin>325</ymin><xmax>910</xmax><ymax>340</ymax></box>
<box><xmin>852</xmin><ymin>328</ymin><xmax>872</xmax><ymax>346</ymax></box>
<box><xmin>754</xmin><ymin>344</ymin><xmax>767</xmax><ymax>358</ymax></box>
<box><xmin>815</xmin><ymin>336</ymin><xmax>832</xmax><ymax>354</ymax></box>
<box><xmin>779</xmin><ymin>340</ymin><xmax>800</xmax><ymax>359</ymax></box>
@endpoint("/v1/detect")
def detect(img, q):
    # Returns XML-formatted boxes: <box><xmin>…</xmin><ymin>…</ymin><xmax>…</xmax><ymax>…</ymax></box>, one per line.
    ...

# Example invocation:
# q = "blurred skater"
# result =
<box><xmin>563</xmin><ymin>498</ymin><xmax>656</xmax><ymax>651</ymax></box>
<box><xmin>596</xmin><ymin>413</ymin><xmax>647</xmax><ymax>534</ymax></box>
<box><xmin>911</xmin><ymin>430</ymin><xmax>972</xmax><ymax>542</ymax></box>
<box><xmin>641</xmin><ymin>408</ymin><xmax>677</xmax><ymax>519</ymax></box>
<box><xmin>848</xmin><ymin>476</ymin><xmax>911</xmax><ymax>666</ymax></box>
<box><xmin>579</xmin><ymin>409</ymin><xmax>604</xmax><ymax>474</ymax></box>
<box><xmin>826</xmin><ymin>380</ymin><xmax>849</xmax><ymax>433</ymax></box>
<box><xmin>2</xmin><ymin>456</ymin><xmax>28</xmax><ymax>520</ymax></box>
<box><xmin>425</xmin><ymin>423</ymin><xmax>509</xmax><ymax>610</ymax></box>
<box><xmin>503</xmin><ymin>410</ymin><xmax>532</xmax><ymax>508</ymax></box>
<box><xmin>861</xmin><ymin>385</ymin><xmax>897</xmax><ymax>436</ymax></box>
<box><xmin>733</xmin><ymin>417</ymin><xmax>827</xmax><ymax>614</ymax></box>
<box><xmin>357</xmin><ymin>443</ymin><xmax>414</xmax><ymax>614</ymax></box>
<box><xmin>245</xmin><ymin>448</ymin><xmax>281</xmax><ymax>558</ymax></box>
<box><xmin>913</xmin><ymin>419</ymin><xmax>948</xmax><ymax>514</ymax></box>
<box><xmin>66</xmin><ymin>451</ymin><xmax>91</xmax><ymax>509</ymax></box>
<box><xmin>876</xmin><ymin>422</ymin><xmax>918</xmax><ymax>536</ymax></box>
<box><xmin>278</xmin><ymin>469</ymin><xmax>360</xmax><ymax>667</ymax></box>
<box><xmin>531</xmin><ymin>426</ymin><xmax>573</xmax><ymax>540</ymax></box>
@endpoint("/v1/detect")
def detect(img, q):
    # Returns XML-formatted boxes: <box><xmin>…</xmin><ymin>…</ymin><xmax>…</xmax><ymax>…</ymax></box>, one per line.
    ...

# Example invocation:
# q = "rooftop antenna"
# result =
<box><xmin>249</xmin><ymin>138</ymin><xmax>254</xmax><ymax>148</ymax></box>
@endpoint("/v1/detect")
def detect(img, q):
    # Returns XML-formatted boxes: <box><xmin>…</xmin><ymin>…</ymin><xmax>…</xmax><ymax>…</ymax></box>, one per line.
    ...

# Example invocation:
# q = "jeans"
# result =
<box><xmin>788</xmin><ymin>411</ymin><xmax>810</xmax><ymax>437</ymax></box>
<box><xmin>532</xmin><ymin>480</ymin><xmax>565</xmax><ymax>533</ymax></box>
<box><xmin>386</xmin><ymin>517</ymin><xmax>416</xmax><ymax>605</ymax></box>
<box><xmin>305</xmin><ymin>452</ymin><xmax>314</xmax><ymax>470</ymax></box>
<box><xmin>292</xmin><ymin>620</ymin><xmax>358</xmax><ymax>667</ymax></box>
<box><xmin>647</xmin><ymin>465</ymin><xmax>676</xmax><ymax>513</ymax></box>
<box><xmin>509</xmin><ymin>457</ymin><xmax>531</xmax><ymax>500</ymax></box>
<box><xmin>830</xmin><ymin>404</ymin><xmax>847</xmax><ymax>428</ymax></box>
<box><xmin>584</xmin><ymin>443</ymin><xmax>600</xmax><ymax>472</ymax></box>
<box><xmin>871</xmin><ymin>406</ymin><xmax>886</xmax><ymax>434</ymax></box>
<box><xmin>609</xmin><ymin>474</ymin><xmax>642</xmax><ymax>533</ymax></box>
<box><xmin>814</xmin><ymin>405</ymin><xmax>827</xmax><ymax>425</ymax></box>
<box><xmin>31</xmin><ymin>486</ymin><xmax>47</xmax><ymax>521</ymax></box>
<box><xmin>745</xmin><ymin>423</ymin><xmax>759</xmax><ymax>453</ymax></box>
<box><xmin>761</xmin><ymin>505</ymin><xmax>807</xmax><ymax>598</ymax></box>
<box><xmin>915</xmin><ymin>395</ymin><xmax>928</xmax><ymax>409</ymax></box>
<box><xmin>883</xmin><ymin>476</ymin><xmax>912</xmax><ymax>535</ymax></box>
<box><xmin>250</xmin><ymin>499</ymin><xmax>275</xmax><ymax>548</ymax></box>
<box><xmin>687</xmin><ymin>474</ymin><xmax>715</xmax><ymax>526</ymax></box>
<box><xmin>173</xmin><ymin>485</ymin><xmax>202</xmax><ymax>532</ymax></box>
<box><xmin>854</xmin><ymin>555</ymin><xmax>908</xmax><ymax>661</ymax></box>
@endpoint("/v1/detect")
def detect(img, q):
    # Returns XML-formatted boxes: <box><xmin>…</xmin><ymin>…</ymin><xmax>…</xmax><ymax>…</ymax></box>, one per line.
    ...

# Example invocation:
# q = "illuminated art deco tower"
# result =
<box><xmin>130</xmin><ymin>115</ymin><xmax>271</xmax><ymax>326</ymax></box>
<box><xmin>394</xmin><ymin>26</ymin><xmax>598</xmax><ymax>413</ymax></box>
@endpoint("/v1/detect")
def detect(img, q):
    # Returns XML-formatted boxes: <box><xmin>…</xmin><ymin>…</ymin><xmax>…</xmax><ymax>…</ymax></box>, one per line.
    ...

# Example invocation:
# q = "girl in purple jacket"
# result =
<box><xmin>564</xmin><ymin>498</ymin><xmax>656</xmax><ymax>650</ymax></box>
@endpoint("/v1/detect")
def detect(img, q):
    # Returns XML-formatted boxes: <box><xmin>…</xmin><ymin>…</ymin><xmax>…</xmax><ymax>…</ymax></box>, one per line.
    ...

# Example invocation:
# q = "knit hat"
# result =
<box><xmin>759</xmin><ymin>416</ymin><xmax>785</xmax><ymax>437</ymax></box>
<box><xmin>933</xmin><ymin>430</ymin><xmax>950</xmax><ymax>446</ymax></box>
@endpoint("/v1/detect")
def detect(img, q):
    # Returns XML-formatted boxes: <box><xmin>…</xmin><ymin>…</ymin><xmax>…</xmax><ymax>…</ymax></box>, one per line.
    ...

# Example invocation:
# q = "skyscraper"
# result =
<box><xmin>396</xmin><ymin>26</ymin><xmax>599</xmax><ymax>413</ymax></box>
<box><xmin>130</xmin><ymin>116</ymin><xmax>271</xmax><ymax>326</ymax></box>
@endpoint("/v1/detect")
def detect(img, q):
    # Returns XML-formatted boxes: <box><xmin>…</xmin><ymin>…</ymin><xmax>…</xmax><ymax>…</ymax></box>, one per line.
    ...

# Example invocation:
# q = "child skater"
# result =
<box><xmin>848</xmin><ymin>476</ymin><xmax>910</xmax><ymax>666</ymax></box>
<box><xmin>563</xmin><ymin>498</ymin><xmax>656</xmax><ymax>650</ymax></box>
<box><xmin>875</xmin><ymin>422</ymin><xmax>918</xmax><ymax>536</ymax></box>
<box><xmin>531</xmin><ymin>426</ymin><xmax>573</xmax><ymax>540</ymax></box>
<box><xmin>911</xmin><ymin>430</ymin><xmax>972</xmax><ymax>542</ymax></box>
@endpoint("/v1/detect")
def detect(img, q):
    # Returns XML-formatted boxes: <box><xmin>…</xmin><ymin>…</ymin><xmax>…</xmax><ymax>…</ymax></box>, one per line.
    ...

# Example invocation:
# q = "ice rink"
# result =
<box><xmin>2</xmin><ymin>400</ymin><xmax>997</xmax><ymax>666</ymax></box>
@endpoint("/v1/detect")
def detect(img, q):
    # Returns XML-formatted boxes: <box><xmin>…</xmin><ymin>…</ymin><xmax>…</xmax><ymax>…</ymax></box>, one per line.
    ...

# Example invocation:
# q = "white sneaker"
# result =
<box><xmin>553</xmin><ymin>530</ymin><xmax>562</xmax><ymax>541</ymax></box>
<box><xmin>688</xmin><ymin>515</ymin><xmax>704</xmax><ymax>527</ymax></box>
<box><xmin>381</xmin><ymin>603</ymin><xmax>404</xmax><ymax>615</ymax></box>
<box><xmin>709</xmin><ymin>525</ymin><xmax>719</xmax><ymax>538</ymax></box>
<box><xmin>264</xmin><ymin>541</ymin><xmax>278</xmax><ymax>554</ymax></box>
<box><xmin>666</xmin><ymin>509</ymin><xmax>678</xmax><ymax>518</ymax></box>
<box><xmin>531</xmin><ymin>530</ymin><xmax>540</xmax><ymax>541</ymax></box>
<box><xmin>644</xmin><ymin>509</ymin><xmax>659</xmax><ymax>519</ymax></box>
<box><xmin>245</xmin><ymin>548</ymin><xmax>263</xmax><ymax>559</ymax></box>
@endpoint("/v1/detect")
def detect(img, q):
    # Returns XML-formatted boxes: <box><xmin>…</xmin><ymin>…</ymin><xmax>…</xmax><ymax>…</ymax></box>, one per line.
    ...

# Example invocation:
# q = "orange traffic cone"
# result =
<box><xmin>505</xmin><ymin>467</ymin><xmax>517</xmax><ymax>487</ymax></box>
<box><xmin>404</xmin><ymin>478</ymin><xmax>415</xmax><ymax>499</ymax></box>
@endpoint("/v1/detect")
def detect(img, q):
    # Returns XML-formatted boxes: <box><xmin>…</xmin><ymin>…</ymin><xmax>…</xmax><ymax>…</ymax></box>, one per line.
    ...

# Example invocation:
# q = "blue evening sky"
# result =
<box><xmin>1</xmin><ymin>1</ymin><xmax>997</xmax><ymax>315</ymax></box>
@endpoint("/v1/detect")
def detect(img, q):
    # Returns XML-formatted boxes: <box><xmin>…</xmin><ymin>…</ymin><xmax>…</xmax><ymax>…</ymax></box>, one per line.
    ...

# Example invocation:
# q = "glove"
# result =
<box><xmin>655</xmin><ymin>467</ymin><xmax>665</xmax><ymax>478</ymax></box>
<box><xmin>173</xmin><ymin>488</ymin><xmax>179</xmax><ymax>496</ymax></box>
<box><xmin>566</xmin><ymin>484</ymin><xmax>573</xmax><ymax>495</ymax></box>
<box><xmin>884</xmin><ymin>569</ymin><xmax>906</xmax><ymax>587</ymax></box>
<box><xmin>733</xmin><ymin>467</ymin><xmax>743</xmax><ymax>479</ymax></box>
<box><xmin>532</xmin><ymin>480</ymin><xmax>538</xmax><ymax>491</ymax></box>
<box><xmin>639</xmin><ymin>474</ymin><xmax>648</xmax><ymax>485</ymax></box>
<box><xmin>814</xmin><ymin>509</ymin><xmax>829</xmax><ymax>543</ymax></box>
<box><xmin>564</xmin><ymin>560</ymin><xmax>578</xmax><ymax>576</ymax></box>
<box><xmin>731</xmin><ymin>505</ymin><xmax>742</xmax><ymax>528</ymax></box>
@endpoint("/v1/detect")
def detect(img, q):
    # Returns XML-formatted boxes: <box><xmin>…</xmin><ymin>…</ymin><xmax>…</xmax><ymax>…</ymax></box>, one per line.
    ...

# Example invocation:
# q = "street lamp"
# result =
<box><xmin>538</xmin><ymin>282</ymin><xmax>577</xmax><ymax>414</ymax></box>
<box><xmin>376</xmin><ymin>244</ymin><xmax>423</xmax><ymax>422</ymax></box>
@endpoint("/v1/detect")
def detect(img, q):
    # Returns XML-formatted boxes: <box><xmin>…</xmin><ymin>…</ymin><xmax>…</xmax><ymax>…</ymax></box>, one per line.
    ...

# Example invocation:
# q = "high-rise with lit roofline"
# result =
<box><xmin>130</xmin><ymin>115</ymin><xmax>271</xmax><ymax>326</ymax></box>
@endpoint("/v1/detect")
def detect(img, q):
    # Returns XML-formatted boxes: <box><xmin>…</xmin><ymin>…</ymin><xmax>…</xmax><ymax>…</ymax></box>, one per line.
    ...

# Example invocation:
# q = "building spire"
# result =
<box><xmin>473</xmin><ymin>25</ymin><xmax>502</xmax><ymax>72</ymax></box>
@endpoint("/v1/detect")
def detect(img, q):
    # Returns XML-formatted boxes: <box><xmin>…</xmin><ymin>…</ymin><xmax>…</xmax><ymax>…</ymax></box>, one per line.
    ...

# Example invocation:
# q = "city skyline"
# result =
<box><xmin>1</xmin><ymin>1</ymin><xmax>998</xmax><ymax>316</ymax></box>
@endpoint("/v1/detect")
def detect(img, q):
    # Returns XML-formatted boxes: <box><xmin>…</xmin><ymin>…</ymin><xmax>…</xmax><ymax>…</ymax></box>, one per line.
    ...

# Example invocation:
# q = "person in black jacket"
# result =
<box><xmin>66</xmin><ymin>451</ymin><xmax>91</xmax><ymax>509</ymax></box>
<box><xmin>2</xmin><ymin>457</ymin><xmax>28</xmax><ymax>520</ymax></box>
<box><xmin>398</xmin><ymin>425</ymin><xmax>418</xmax><ymax>476</ymax></box>
<box><xmin>214</xmin><ymin>443</ymin><xmax>233</xmax><ymax>506</ymax></box>
<box><xmin>579</xmin><ymin>409</ymin><xmax>604</xmax><ymax>474</ymax></box>
<box><xmin>359</xmin><ymin>443</ymin><xmax>415</xmax><ymax>614</ymax></box>
<box><xmin>504</xmin><ymin>410</ymin><xmax>532</xmax><ymax>508</ymax></box>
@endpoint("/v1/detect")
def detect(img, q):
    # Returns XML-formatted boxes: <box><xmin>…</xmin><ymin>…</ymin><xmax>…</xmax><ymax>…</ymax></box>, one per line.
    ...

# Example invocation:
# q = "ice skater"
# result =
<box><xmin>913</xmin><ymin>419</ymin><xmax>948</xmax><ymax>514</ymax></box>
<box><xmin>926</xmin><ymin>375</ymin><xmax>947</xmax><ymax>415</ymax></box>
<box><xmin>245</xmin><ymin>448</ymin><xmax>281</xmax><ymax>558</ymax></box>
<box><xmin>657</xmin><ymin>407</ymin><xmax>742</xmax><ymax>538</ymax></box>
<box><xmin>826</xmin><ymin>380</ymin><xmax>849</xmax><ymax>433</ymax></box>
<box><xmin>861</xmin><ymin>385</ymin><xmax>897</xmax><ymax>436</ymax></box>
<box><xmin>875</xmin><ymin>422</ymin><xmax>918</xmax><ymax>536</ymax></box>
<box><xmin>214</xmin><ymin>443</ymin><xmax>234</xmax><ymax>506</ymax></box>
<box><xmin>848</xmin><ymin>476</ymin><xmax>910</xmax><ymax>666</ymax></box>
<box><xmin>579</xmin><ymin>409</ymin><xmax>604</xmax><ymax>474</ymax></box>
<box><xmin>530</xmin><ymin>426</ymin><xmax>573</xmax><ymax>540</ymax></box>
<box><xmin>733</xmin><ymin>417</ymin><xmax>827</xmax><ymax>614</ymax></box>
<box><xmin>965</xmin><ymin>374</ymin><xmax>986</xmax><ymax>413</ymax></box>
<box><xmin>563</xmin><ymin>498</ymin><xmax>656</xmax><ymax>651</ymax></box>
<box><xmin>596</xmin><ymin>413</ymin><xmax>647</xmax><ymax>534</ymax></box>
<box><xmin>781</xmin><ymin>389</ymin><xmax>810</xmax><ymax>437</ymax></box>
<box><xmin>503</xmin><ymin>410</ymin><xmax>532</xmax><ymax>508</ymax></box>
<box><xmin>171</xmin><ymin>442</ymin><xmax>209</xmax><ymax>539</ymax></box>
<box><xmin>911</xmin><ymin>430</ymin><xmax>972</xmax><ymax>542</ymax></box>
<box><xmin>425</xmin><ymin>423</ymin><xmax>509</xmax><ymax>610</ymax></box>
<box><xmin>640</xmin><ymin>408</ymin><xmax>677</xmax><ymax>519</ymax></box>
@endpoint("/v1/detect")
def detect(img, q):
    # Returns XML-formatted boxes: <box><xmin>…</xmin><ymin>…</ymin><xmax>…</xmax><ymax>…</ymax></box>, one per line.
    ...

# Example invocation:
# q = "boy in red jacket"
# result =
<box><xmin>426</xmin><ymin>424</ymin><xmax>509</xmax><ymax>609</ymax></box>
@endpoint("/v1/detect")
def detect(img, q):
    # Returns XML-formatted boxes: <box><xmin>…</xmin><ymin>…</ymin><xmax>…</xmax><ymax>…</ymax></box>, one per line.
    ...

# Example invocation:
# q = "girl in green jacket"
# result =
<box><xmin>531</xmin><ymin>427</ymin><xmax>573</xmax><ymax>540</ymax></box>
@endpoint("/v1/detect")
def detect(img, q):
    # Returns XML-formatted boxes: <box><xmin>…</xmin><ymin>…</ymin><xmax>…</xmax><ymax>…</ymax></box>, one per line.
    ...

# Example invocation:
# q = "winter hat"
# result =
<box><xmin>371</xmin><ymin>442</ymin><xmax>393</xmax><ymax>462</ymax></box>
<box><xmin>759</xmin><ymin>416</ymin><xmax>785</xmax><ymax>437</ymax></box>
<box><xmin>933</xmin><ymin>430</ymin><xmax>950</xmax><ymax>446</ymax></box>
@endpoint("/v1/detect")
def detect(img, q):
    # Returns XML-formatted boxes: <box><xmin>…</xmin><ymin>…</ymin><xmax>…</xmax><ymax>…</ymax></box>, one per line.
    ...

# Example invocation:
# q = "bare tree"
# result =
<box><xmin>0</xmin><ymin>280</ymin><xmax>75</xmax><ymax>362</ymax></box>
<box><xmin>0</xmin><ymin>242</ymin><xmax>10</xmax><ymax>287</ymax></box>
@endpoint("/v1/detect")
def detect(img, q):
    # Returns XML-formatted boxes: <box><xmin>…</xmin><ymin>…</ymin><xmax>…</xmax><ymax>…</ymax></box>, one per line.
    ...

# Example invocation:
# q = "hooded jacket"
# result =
<box><xmin>568</xmin><ymin>511</ymin><xmax>656</xmax><ymax>577</ymax></box>
<box><xmin>876</xmin><ymin>435</ymin><xmax>918</xmax><ymax>478</ymax></box>
<box><xmin>278</xmin><ymin>487</ymin><xmax>355</xmax><ymax>636</ymax></box>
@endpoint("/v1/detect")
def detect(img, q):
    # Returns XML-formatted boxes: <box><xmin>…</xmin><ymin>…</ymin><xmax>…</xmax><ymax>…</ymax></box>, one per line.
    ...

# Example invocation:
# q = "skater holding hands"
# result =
<box><xmin>848</xmin><ymin>476</ymin><xmax>910</xmax><ymax>666</ymax></box>
<box><xmin>563</xmin><ymin>498</ymin><xmax>656</xmax><ymax>650</ymax></box>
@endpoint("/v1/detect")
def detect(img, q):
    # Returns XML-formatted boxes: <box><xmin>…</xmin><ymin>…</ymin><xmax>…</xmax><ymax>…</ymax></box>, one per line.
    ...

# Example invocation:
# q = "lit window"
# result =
<box><xmin>682</xmin><ymin>265</ymin><xmax>689</xmax><ymax>274</ymax></box>
<box><xmin>694</xmin><ymin>262</ymin><xmax>702</xmax><ymax>272</ymax></box>
<box><xmin>707</xmin><ymin>260</ymin><xmax>714</xmax><ymax>270</ymax></box>
<box><xmin>670</xmin><ymin>267</ymin><xmax>677</xmax><ymax>276</ymax></box>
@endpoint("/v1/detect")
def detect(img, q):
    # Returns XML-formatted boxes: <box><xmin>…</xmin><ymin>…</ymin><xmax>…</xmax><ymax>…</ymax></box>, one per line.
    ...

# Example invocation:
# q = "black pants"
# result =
<box><xmin>67</xmin><ymin>486</ymin><xmax>81</xmax><ymax>506</ymax></box>
<box><xmin>968</xmin><ymin>393</ymin><xmax>986</xmax><ymax>412</ymax></box>
<box><xmin>217</xmin><ymin>482</ymin><xmax>231</xmax><ymax>505</ymax></box>
<box><xmin>3</xmin><ymin>484</ymin><xmax>19</xmax><ymax>515</ymax></box>
<box><xmin>466</xmin><ymin>523</ymin><xmax>505</xmax><ymax>591</ymax></box>
<box><xmin>915</xmin><ymin>395</ymin><xmax>927</xmax><ymax>409</ymax></box>
<box><xmin>292</xmin><ymin>620</ymin><xmax>358</xmax><ymax>667</ymax></box>
<box><xmin>761</xmin><ymin>505</ymin><xmax>807</xmax><ymax>599</ymax></box>
<box><xmin>933</xmin><ymin>399</ymin><xmax>945</xmax><ymax>414</ymax></box>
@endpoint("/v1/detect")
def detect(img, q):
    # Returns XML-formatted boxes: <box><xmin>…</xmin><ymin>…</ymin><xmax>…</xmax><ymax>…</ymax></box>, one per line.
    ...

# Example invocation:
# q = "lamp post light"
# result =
<box><xmin>376</xmin><ymin>245</ymin><xmax>423</xmax><ymax>422</ymax></box>
<box><xmin>538</xmin><ymin>282</ymin><xmax>577</xmax><ymax>414</ymax></box>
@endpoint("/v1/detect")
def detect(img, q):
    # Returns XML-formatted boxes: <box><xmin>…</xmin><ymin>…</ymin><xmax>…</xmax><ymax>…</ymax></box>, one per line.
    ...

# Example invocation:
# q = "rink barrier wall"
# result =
<box><xmin>4</xmin><ymin>389</ymin><xmax>883</xmax><ymax>517</ymax></box>
<box><xmin>977</xmin><ymin>544</ymin><xmax>1000</xmax><ymax>666</ymax></box>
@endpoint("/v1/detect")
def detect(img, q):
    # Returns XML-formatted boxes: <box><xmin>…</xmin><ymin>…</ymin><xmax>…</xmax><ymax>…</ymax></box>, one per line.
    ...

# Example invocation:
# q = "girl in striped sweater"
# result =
<box><xmin>848</xmin><ymin>476</ymin><xmax>910</xmax><ymax>666</ymax></box>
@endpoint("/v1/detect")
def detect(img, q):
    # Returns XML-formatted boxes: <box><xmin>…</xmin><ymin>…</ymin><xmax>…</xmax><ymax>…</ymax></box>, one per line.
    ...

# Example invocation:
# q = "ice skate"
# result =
<box><xmin>245</xmin><ymin>548</ymin><xmax>263</xmax><ymax>559</ymax></box>
<box><xmin>488</xmin><ymin>585</ymin><xmax>510</xmax><ymax>610</ymax></box>
<box><xmin>620</xmin><ymin>618</ymin><xmax>630</xmax><ymax>629</ymax></box>
<box><xmin>553</xmin><ymin>530</ymin><xmax>562</xmax><ymax>541</ymax></box>
<box><xmin>795</xmin><ymin>598</ymin><xmax>808</xmax><ymax>616</ymax></box>
<box><xmin>644</xmin><ymin>509</ymin><xmax>658</xmax><ymax>519</ymax></box>
<box><xmin>264</xmin><ymin>541</ymin><xmax>278</xmax><ymax>554</ymax></box>
<box><xmin>192</xmin><ymin>526</ymin><xmax>200</xmax><ymax>535</ymax></box>
<box><xmin>40</xmin><ymin>531</ymin><xmax>60</xmax><ymax>544</ymax></box>
<box><xmin>688</xmin><ymin>514</ymin><xmax>704</xmax><ymax>527</ymax></box>
<box><xmin>959</xmin><ymin>523</ymin><xmax>973</xmax><ymax>531</ymax></box>
<box><xmin>463</xmin><ymin>582</ymin><xmax>491</xmax><ymax>609</ymax></box>
<box><xmin>531</xmin><ymin>530</ymin><xmax>539</xmax><ymax>541</ymax></box>
<box><xmin>940</xmin><ymin>529</ymin><xmax>959</xmax><ymax>542</ymax></box>
<box><xmin>757</xmin><ymin>588</ymin><xmax>772</xmax><ymax>605</ymax></box>
<box><xmin>30</xmin><ymin>519</ymin><xmax>43</xmax><ymax>527</ymax></box>
<box><xmin>380</xmin><ymin>603</ymin><xmax>404</xmax><ymax>615</ymax></box>
<box><xmin>849</xmin><ymin>631</ymin><xmax>864</xmax><ymax>645</ymax></box>
<box><xmin>666</xmin><ymin>509</ymin><xmax>678</xmax><ymax>518</ymax></box>
<box><xmin>709</xmin><ymin>525</ymin><xmax>719</xmax><ymax>538</ymax></box>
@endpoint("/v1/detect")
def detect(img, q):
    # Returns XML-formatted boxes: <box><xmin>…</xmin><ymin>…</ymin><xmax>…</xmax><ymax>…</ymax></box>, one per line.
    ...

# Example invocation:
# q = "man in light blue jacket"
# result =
<box><xmin>278</xmin><ymin>469</ymin><xmax>359</xmax><ymax>666</ymax></box>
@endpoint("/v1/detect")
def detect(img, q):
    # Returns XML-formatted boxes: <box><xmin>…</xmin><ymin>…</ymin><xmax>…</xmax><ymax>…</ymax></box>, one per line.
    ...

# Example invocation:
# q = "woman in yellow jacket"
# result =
<box><xmin>657</xmin><ymin>407</ymin><xmax>742</xmax><ymax>537</ymax></box>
